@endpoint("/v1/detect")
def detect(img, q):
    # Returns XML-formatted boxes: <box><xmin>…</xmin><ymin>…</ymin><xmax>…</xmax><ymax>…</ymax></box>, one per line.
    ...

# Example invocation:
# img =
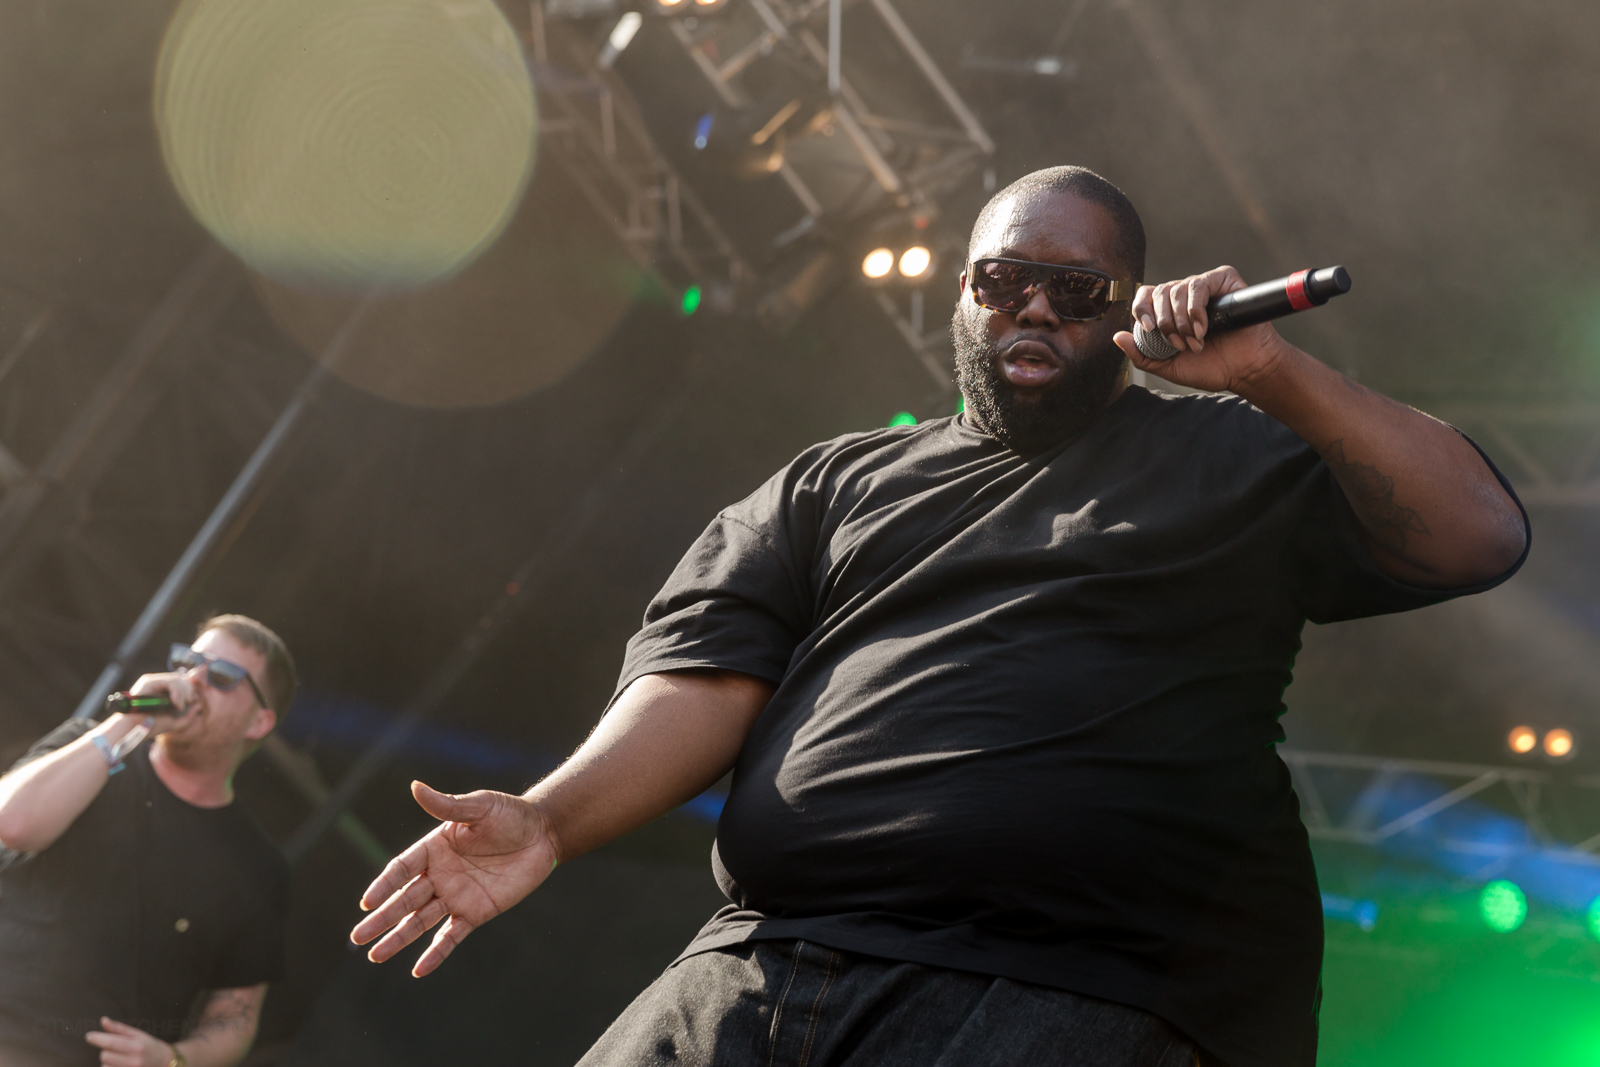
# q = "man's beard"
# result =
<box><xmin>952</xmin><ymin>305</ymin><xmax>1127</xmax><ymax>454</ymax></box>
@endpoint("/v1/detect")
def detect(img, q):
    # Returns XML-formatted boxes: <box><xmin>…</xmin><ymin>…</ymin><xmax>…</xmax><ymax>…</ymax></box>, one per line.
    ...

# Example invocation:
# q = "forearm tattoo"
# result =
<box><xmin>1322</xmin><ymin>438</ymin><xmax>1431</xmax><ymax>555</ymax></box>
<box><xmin>187</xmin><ymin>987</ymin><xmax>262</xmax><ymax>1051</ymax></box>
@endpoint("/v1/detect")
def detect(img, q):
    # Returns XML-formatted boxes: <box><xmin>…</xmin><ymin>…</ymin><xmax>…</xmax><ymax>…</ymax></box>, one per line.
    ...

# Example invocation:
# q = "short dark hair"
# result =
<box><xmin>198</xmin><ymin>614</ymin><xmax>297</xmax><ymax>716</ymax></box>
<box><xmin>969</xmin><ymin>166</ymin><xmax>1146</xmax><ymax>281</ymax></box>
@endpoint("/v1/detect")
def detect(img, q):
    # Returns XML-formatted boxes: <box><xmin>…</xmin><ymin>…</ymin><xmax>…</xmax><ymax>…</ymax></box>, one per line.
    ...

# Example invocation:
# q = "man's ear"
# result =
<box><xmin>957</xmin><ymin>271</ymin><xmax>968</xmax><ymax>299</ymax></box>
<box><xmin>244</xmin><ymin>706</ymin><xmax>277</xmax><ymax>743</ymax></box>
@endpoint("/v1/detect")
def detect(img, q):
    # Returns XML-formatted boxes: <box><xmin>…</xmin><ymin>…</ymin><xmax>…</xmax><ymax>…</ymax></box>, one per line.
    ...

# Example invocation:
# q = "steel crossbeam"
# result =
<box><xmin>1280</xmin><ymin>748</ymin><xmax>1600</xmax><ymax>864</ymax></box>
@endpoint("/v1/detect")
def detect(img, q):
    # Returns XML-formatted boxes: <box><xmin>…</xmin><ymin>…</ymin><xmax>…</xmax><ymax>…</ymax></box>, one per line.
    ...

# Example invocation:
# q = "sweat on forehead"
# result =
<box><xmin>968</xmin><ymin>167</ymin><xmax>1146</xmax><ymax>280</ymax></box>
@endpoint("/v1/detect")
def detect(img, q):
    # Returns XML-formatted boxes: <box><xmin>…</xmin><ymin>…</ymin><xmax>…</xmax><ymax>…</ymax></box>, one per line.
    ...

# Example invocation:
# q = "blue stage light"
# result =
<box><xmin>1321</xmin><ymin>893</ymin><xmax>1380</xmax><ymax>931</ymax></box>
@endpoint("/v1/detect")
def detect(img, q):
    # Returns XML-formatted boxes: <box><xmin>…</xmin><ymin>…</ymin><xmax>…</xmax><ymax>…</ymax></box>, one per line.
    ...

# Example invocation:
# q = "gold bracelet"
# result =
<box><xmin>166</xmin><ymin>1045</ymin><xmax>187</xmax><ymax>1067</ymax></box>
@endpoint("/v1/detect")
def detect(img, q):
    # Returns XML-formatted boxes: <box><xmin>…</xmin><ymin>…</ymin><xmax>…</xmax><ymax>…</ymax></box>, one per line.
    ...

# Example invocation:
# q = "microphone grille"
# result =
<box><xmin>1132</xmin><ymin>321</ymin><xmax>1179</xmax><ymax>361</ymax></box>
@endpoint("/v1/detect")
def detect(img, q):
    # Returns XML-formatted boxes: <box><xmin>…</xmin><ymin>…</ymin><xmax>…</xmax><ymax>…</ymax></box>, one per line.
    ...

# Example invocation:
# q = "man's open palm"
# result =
<box><xmin>350</xmin><ymin>781</ymin><xmax>558</xmax><ymax>976</ymax></box>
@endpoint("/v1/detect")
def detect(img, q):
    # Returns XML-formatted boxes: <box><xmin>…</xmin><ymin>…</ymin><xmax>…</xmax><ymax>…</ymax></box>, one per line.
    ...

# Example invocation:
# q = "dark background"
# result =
<box><xmin>1</xmin><ymin>1</ymin><xmax>1597</xmax><ymax>1062</ymax></box>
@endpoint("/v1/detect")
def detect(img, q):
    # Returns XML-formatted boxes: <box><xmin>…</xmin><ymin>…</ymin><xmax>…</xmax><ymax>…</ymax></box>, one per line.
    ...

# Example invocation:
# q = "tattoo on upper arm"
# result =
<box><xmin>189</xmin><ymin>985</ymin><xmax>264</xmax><ymax>1045</ymax></box>
<box><xmin>1322</xmin><ymin>439</ymin><xmax>1431</xmax><ymax>554</ymax></box>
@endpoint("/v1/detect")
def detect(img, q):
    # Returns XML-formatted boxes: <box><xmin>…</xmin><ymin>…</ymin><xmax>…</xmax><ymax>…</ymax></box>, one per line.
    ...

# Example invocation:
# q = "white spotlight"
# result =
<box><xmin>862</xmin><ymin>248</ymin><xmax>894</xmax><ymax>279</ymax></box>
<box><xmin>598</xmin><ymin>11</ymin><xmax>642</xmax><ymax>69</ymax></box>
<box><xmin>1545</xmin><ymin>728</ymin><xmax>1576</xmax><ymax>760</ymax></box>
<box><xmin>898</xmin><ymin>246</ymin><xmax>932</xmax><ymax>278</ymax></box>
<box><xmin>1508</xmin><ymin>725</ymin><xmax>1537</xmax><ymax>754</ymax></box>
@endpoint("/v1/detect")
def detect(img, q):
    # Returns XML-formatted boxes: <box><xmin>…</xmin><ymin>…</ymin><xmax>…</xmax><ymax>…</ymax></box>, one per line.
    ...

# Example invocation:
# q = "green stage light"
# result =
<box><xmin>887</xmin><ymin>412</ymin><xmax>917</xmax><ymax>427</ymax></box>
<box><xmin>681</xmin><ymin>285</ymin><xmax>702</xmax><ymax>315</ymax></box>
<box><xmin>954</xmin><ymin>396</ymin><xmax>965</xmax><ymax>414</ymax></box>
<box><xmin>1588</xmin><ymin>897</ymin><xmax>1600</xmax><ymax>941</ymax></box>
<box><xmin>1480</xmin><ymin>880</ymin><xmax>1527</xmax><ymax>933</ymax></box>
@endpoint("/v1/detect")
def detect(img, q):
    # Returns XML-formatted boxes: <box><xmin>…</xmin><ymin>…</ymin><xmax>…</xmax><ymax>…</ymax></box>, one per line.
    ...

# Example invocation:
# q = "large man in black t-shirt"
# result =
<box><xmin>351</xmin><ymin>168</ymin><xmax>1528</xmax><ymax>1067</ymax></box>
<box><xmin>0</xmin><ymin>615</ymin><xmax>295</xmax><ymax>1067</ymax></box>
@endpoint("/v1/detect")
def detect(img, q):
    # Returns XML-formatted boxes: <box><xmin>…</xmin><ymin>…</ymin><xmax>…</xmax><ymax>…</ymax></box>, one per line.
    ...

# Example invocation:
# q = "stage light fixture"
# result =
<box><xmin>887</xmin><ymin>412</ymin><xmax>916</xmax><ymax>427</ymax></box>
<box><xmin>1480</xmin><ymin>879</ymin><xmax>1527</xmax><ymax>933</ymax></box>
<box><xmin>862</xmin><ymin>248</ymin><xmax>895</xmax><ymax>279</ymax></box>
<box><xmin>1508</xmin><ymin>725</ymin><xmax>1538</xmax><ymax>754</ymax></box>
<box><xmin>597</xmin><ymin>10</ymin><xmax>642</xmax><ymax>69</ymax></box>
<box><xmin>610</xmin><ymin>11</ymin><xmax>642</xmax><ymax>47</ymax></box>
<box><xmin>898</xmin><ymin>246</ymin><xmax>932</xmax><ymax>278</ymax></box>
<box><xmin>1543</xmin><ymin>728</ymin><xmax>1575</xmax><ymax>759</ymax></box>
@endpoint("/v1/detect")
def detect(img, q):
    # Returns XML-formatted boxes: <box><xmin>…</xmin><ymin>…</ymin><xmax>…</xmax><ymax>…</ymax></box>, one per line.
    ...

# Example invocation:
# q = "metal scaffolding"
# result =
<box><xmin>530</xmin><ymin>6</ymin><xmax>753</xmax><ymax>299</ymax></box>
<box><xmin>0</xmin><ymin>250</ymin><xmax>251</xmax><ymax>716</ymax></box>
<box><xmin>651</xmin><ymin>0</ymin><xmax>996</xmax><ymax>389</ymax></box>
<box><xmin>1282</xmin><ymin>748</ymin><xmax>1600</xmax><ymax>863</ymax></box>
<box><xmin>0</xmin><ymin>256</ymin><xmax>395</xmax><ymax>868</ymax></box>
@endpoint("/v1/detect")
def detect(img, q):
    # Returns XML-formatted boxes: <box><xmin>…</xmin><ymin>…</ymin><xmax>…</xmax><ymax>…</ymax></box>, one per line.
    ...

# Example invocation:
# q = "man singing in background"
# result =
<box><xmin>352</xmin><ymin>167</ymin><xmax>1528</xmax><ymax>1067</ymax></box>
<box><xmin>0</xmin><ymin>615</ymin><xmax>295</xmax><ymax>1067</ymax></box>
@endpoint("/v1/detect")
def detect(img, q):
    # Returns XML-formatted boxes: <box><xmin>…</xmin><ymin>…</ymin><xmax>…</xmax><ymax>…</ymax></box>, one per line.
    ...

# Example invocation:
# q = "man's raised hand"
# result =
<box><xmin>126</xmin><ymin>671</ymin><xmax>201</xmax><ymax>735</ymax></box>
<box><xmin>350</xmin><ymin>780</ymin><xmax>559</xmax><ymax>977</ymax></box>
<box><xmin>1114</xmin><ymin>265</ymin><xmax>1293</xmax><ymax>394</ymax></box>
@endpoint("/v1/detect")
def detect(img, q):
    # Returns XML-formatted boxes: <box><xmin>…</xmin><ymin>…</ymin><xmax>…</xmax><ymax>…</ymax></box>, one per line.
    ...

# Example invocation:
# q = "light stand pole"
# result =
<box><xmin>71</xmin><ymin>302</ymin><xmax>371</xmax><ymax>718</ymax></box>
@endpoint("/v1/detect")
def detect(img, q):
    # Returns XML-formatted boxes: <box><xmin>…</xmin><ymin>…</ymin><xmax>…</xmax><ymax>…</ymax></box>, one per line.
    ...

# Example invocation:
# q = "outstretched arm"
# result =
<box><xmin>1115</xmin><ymin>266</ymin><xmax>1527</xmax><ymax>587</ymax></box>
<box><xmin>350</xmin><ymin>669</ymin><xmax>773</xmax><ymax>976</ymax></box>
<box><xmin>0</xmin><ymin>673</ymin><xmax>201</xmax><ymax>853</ymax></box>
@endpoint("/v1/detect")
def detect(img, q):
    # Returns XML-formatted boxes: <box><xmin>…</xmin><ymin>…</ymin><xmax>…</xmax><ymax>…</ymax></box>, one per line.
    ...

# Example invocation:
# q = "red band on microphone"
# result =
<box><xmin>1285</xmin><ymin>269</ymin><xmax>1314</xmax><ymax>311</ymax></box>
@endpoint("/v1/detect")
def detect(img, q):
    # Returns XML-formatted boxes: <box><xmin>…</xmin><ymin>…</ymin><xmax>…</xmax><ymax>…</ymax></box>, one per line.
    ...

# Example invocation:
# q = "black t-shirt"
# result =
<box><xmin>0</xmin><ymin>720</ymin><xmax>289</xmax><ymax>1066</ymax></box>
<box><xmin>615</xmin><ymin>387</ymin><xmax>1527</xmax><ymax>1067</ymax></box>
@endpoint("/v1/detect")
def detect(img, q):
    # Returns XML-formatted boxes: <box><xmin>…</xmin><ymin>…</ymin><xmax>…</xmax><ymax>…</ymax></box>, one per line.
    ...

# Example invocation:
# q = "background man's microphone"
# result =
<box><xmin>105</xmin><ymin>692</ymin><xmax>176</xmax><ymax>714</ymax></box>
<box><xmin>1132</xmin><ymin>266</ymin><xmax>1351</xmax><ymax>361</ymax></box>
<box><xmin>100</xmin><ymin>692</ymin><xmax>188</xmax><ymax>768</ymax></box>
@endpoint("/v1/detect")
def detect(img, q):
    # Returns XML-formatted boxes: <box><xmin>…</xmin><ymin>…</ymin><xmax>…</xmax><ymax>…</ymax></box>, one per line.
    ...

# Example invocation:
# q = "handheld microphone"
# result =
<box><xmin>1132</xmin><ymin>266</ymin><xmax>1351</xmax><ymax>361</ymax></box>
<box><xmin>105</xmin><ymin>692</ymin><xmax>176</xmax><ymax>715</ymax></box>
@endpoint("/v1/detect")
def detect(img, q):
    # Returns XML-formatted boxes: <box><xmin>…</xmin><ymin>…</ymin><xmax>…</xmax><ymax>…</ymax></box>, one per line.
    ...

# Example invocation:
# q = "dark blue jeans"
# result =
<box><xmin>578</xmin><ymin>940</ymin><xmax>1207</xmax><ymax>1067</ymax></box>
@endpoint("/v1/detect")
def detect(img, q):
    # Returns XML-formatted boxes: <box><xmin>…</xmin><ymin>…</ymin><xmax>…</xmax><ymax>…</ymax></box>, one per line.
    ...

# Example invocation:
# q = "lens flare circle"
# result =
<box><xmin>155</xmin><ymin>0</ymin><xmax>536</xmax><ymax>291</ymax></box>
<box><xmin>1508</xmin><ymin>725</ymin><xmax>1538</xmax><ymax>754</ymax></box>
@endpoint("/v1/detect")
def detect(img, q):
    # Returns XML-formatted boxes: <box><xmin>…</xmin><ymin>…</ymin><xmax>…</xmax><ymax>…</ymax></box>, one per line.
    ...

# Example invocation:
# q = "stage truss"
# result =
<box><xmin>1283</xmin><ymin>748</ymin><xmax>1600</xmax><ymax>859</ymax></box>
<box><xmin>538</xmin><ymin>0</ymin><xmax>996</xmax><ymax>392</ymax></box>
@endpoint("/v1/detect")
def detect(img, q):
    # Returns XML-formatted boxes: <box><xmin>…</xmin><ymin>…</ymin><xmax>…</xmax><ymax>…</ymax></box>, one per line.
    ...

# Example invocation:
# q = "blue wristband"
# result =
<box><xmin>90</xmin><ymin>733</ymin><xmax>125</xmax><ymax>776</ymax></box>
